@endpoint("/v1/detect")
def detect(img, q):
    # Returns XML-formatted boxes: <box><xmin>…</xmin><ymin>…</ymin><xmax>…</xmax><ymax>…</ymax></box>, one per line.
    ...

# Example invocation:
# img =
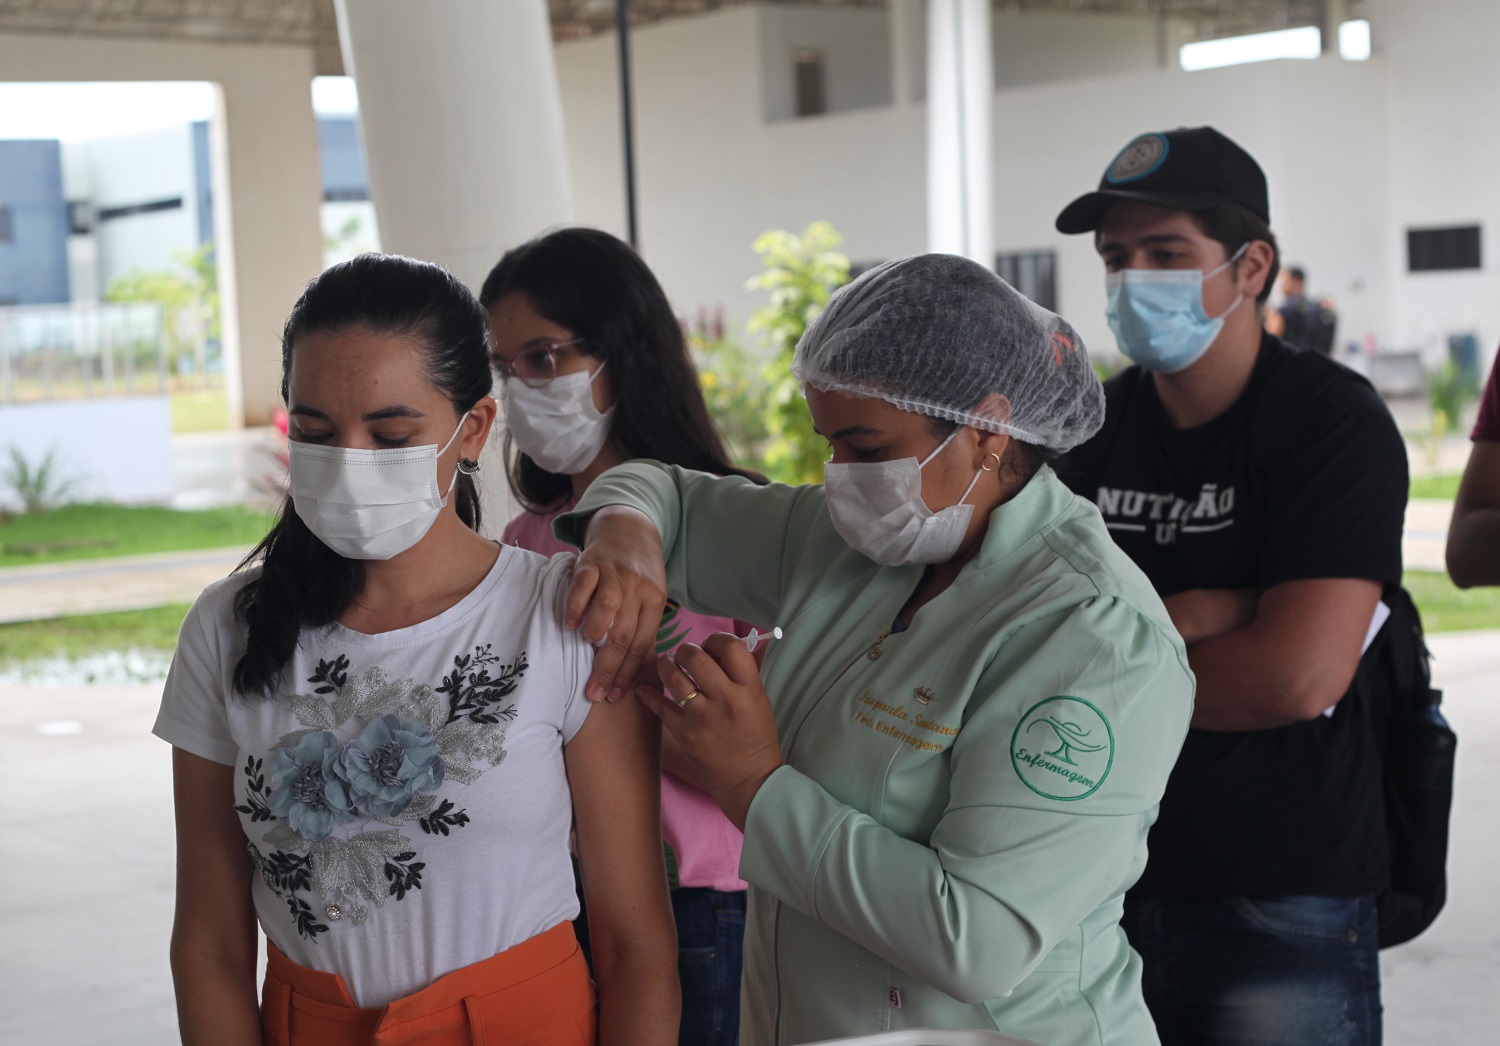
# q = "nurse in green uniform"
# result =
<box><xmin>558</xmin><ymin>255</ymin><xmax>1195</xmax><ymax>1046</ymax></box>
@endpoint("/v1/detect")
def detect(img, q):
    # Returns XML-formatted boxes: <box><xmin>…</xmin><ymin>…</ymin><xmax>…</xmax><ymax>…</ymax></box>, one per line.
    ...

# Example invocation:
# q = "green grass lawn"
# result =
<box><xmin>1410</xmin><ymin>473</ymin><xmax>1462</xmax><ymax>500</ymax></box>
<box><xmin>0</xmin><ymin>503</ymin><xmax>273</xmax><ymax>568</ymax></box>
<box><xmin>1405</xmin><ymin>569</ymin><xmax>1500</xmax><ymax>633</ymax></box>
<box><xmin>0</xmin><ymin>603</ymin><xmax>191</xmax><ymax>665</ymax></box>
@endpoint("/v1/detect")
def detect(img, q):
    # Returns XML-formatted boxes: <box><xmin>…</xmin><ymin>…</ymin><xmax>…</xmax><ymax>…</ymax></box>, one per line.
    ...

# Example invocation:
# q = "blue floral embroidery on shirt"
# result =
<box><xmin>338</xmin><ymin>715</ymin><xmax>445</xmax><ymax>818</ymax></box>
<box><xmin>266</xmin><ymin>730</ymin><xmax>357</xmax><ymax>840</ymax></box>
<box><xmin>234</xmin><ymin>644</ymin><xmax>527</xmax><ymax>940</ymax></box>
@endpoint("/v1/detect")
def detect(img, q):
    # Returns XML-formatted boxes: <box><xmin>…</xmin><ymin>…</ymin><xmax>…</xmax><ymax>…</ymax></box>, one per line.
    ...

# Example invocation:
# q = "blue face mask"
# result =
<box><xmin>1105</xmin><ymin>243</ymin><xmax>1249</xmax><ymax>374</ymax></box>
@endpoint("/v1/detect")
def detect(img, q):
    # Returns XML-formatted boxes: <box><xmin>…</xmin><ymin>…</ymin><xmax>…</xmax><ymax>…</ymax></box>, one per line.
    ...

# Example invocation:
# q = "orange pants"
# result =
<box><xmin>261</xmin><ymin>922</ymin><xmax>596</xmax><ymax>1046</ymax></box>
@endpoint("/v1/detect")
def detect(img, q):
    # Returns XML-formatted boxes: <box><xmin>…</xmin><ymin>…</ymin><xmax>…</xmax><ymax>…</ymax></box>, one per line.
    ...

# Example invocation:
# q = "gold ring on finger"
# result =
<box><xmin>676</xmin><ymin>688</ymin><xmax>703</xmax><ymax>708</ymax></box>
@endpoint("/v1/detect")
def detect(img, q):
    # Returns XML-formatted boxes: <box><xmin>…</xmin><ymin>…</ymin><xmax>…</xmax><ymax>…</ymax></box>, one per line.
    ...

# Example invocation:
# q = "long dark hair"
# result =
<box><xmin>478</xmin><ymin>227</ymin><xmax>760</xmax><ymax>509</ymax></box>
<box><xmin>232</xmin><ymin>253</ymin><xmax>493</xmax><ymax>697</ymax></box>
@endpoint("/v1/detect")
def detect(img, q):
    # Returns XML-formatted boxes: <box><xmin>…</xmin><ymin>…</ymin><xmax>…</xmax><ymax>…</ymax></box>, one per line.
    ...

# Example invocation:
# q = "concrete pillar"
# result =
<box><xmin>889</xmin><ymin>0</ymin><xmax>923</xmax><ymax>106</ymax></box>
<box><xmin>334</xmin><ymin>0</ymin><xmax>574</xmax><ymax>530</ymax></box>
<box><xmin>0</xmin><ymin>33</ymin><xmax>325</xmax><ymax>429</ymax></box>
<box><xmin>1322</xmin><ymin>0</ymin><xmax>1352</xmax><ymax>56</ymax></box>
<box><xmin>333</xmin><ymin>0</ymin><xmax>573</xmax><ymax>292</ymax></box>
<box><xmin>212</xmin><ymin>62</ymin><xmax>326</xmax><ymax>427</ymax></box>
<box><xmin>926</xmin><ymin>0</ymin><xmax>993</xmax><ymax>267</ymax></box>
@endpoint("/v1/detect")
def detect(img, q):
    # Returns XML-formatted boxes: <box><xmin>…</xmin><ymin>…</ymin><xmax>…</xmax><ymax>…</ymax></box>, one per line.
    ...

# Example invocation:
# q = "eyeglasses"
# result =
<box><xmin>492</xmin><ymin>337</ymin><xmax>589</xmax><ymax>388</ymax></box>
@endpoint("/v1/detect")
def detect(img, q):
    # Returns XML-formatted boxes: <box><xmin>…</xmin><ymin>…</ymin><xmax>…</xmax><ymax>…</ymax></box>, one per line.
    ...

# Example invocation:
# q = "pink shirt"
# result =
<box><xmin>503</xmin><ymin>502</ymin><xmax>748</xmax><ymax>892</ymax></box>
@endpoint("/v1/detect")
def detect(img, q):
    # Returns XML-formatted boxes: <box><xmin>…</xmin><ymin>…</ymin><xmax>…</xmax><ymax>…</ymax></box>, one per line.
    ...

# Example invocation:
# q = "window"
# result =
<box><xmin>794</xmin><ymin>49</ymin><xmax>827</xmax><ymax>118</ymax></box>
<box><xmin>68</xmin><ymin>201</ymin><xmax>93</xmax><ymax>236</ymax></box>
<box><xmin>0</xmin><ymin>205</ymin><xmax>13</xmax><ymax>245</ymax></box>
<box><xmin>1407</xmin><ymin>226</ymin><xmax>1482</xmax><ymax>272</ymax></box>
<box><xmin>995</xmin><ymin>250</ymin><xmax>1057</xmax><ymax>311</ymax></box>
<box><xmin>97</xmin><ymin>197</ymin><xmax>184</xmax><ymax>222</ymax></box>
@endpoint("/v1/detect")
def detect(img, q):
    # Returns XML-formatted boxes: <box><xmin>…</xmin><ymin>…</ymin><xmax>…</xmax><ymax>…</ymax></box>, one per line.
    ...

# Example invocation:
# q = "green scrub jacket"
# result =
<box><xmin>560</xmin><ymin>464</ymin><xmax>1194</xmax><ymax>1046</ymax></box>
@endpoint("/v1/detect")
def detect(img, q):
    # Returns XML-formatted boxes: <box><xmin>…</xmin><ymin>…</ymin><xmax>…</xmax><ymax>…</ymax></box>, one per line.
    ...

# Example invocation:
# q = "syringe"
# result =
<box><xmin>740</xmin><ymin>626</ymin><xmax>783</xmax><ymax>652</ymax></box>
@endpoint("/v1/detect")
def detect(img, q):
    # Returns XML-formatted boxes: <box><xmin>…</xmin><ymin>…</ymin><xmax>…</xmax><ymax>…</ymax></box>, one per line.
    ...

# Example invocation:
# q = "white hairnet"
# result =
<box><xmin>791</xmin><ymin>254</ymin><xmax>1105</xmax><ymax>454</ymax></box>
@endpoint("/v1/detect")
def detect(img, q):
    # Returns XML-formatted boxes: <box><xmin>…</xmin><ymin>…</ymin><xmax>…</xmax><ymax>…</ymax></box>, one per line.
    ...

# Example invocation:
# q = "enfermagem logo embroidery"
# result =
<box><xmin>1105</xmin><ymin>132</ymin><xmax>1169</xmax><ymax>185</ymax></box>
<box><xmin>1011</xmin><ymin>696</ymin><xmax>1114</xmax><ymax>801</ymax></box>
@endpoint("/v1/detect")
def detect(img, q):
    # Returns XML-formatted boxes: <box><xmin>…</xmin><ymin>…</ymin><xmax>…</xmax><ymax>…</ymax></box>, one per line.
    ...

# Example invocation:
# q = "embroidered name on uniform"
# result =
<box><xmin>1011</xmin><ymin>696</ymin><xmax>1115</xmax><ymax>801</ymax></box>
<box><xmin>850</xmin><ymin>691</ymin><xmax>958</xmax><ymax>753</ymax></box>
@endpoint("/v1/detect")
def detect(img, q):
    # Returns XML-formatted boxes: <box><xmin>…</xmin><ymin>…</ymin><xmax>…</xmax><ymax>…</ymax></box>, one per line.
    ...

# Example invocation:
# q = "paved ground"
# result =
<box><xmin>1</xmin><ymin>630</ymin><xmax>1496</xmax><ymax>1044</ymax></box>
<box><xmin>0</xmin><ymin>548</ymin><xmax>249</xmax><ymax>624</ymax></box>
<box><xmin>0</xmin><ymin>418</ymin><xmax>1488</xmax><ymax>1042</ymax></box>
<box><xmin>168</xmin><ymin>426</ymin><xmax>282</xmax><ymax>511</ymax></box>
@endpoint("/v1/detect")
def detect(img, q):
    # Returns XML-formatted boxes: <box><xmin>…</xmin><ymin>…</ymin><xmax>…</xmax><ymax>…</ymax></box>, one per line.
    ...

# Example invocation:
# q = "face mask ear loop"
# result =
<box><xmin>919</xmin><ymin>426</ymin><xmax>961</xmax><ymax>468</ymax></box>
<box><xmin>1204</xmin><ymin>241</ymin><xmax>1251</xmax><ymax>281</ymax></box>
<box><xmin>439</xmin><ymin>411</ymin><xmax>472</xmax><ymax>502</ymax></box>
<box><xmin>954</xmin><ymin>461</ymin><xmax>986</xmax><ymax>510</ymax></box>
<box><xmin>1202</xmin><ymin>242</ymin><xmax>1252</xmax><ymax>322</ymax></box>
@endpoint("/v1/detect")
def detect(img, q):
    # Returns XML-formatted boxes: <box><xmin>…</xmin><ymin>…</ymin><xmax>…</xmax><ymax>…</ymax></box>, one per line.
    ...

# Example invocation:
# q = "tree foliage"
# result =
<box><xmin>745</xmin><ymin>222</ymin><xmax>850</xmax><ymax>484</ymax></box>
<box><xmin>105</xmin><ymin>241</ymin><xmax>219</xmax><ymax>379</ymax></box>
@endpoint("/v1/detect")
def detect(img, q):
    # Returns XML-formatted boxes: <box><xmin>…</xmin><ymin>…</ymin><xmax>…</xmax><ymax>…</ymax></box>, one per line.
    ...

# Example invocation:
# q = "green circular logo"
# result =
<box><xmin>1010</xmin><ymin>696</ymin><xmax>1114</xmax><ymax>801</ymax></box>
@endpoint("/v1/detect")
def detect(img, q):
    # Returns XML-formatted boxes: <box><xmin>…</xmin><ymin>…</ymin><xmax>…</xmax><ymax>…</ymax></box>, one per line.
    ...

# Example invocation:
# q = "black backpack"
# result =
<box><xmin>1354</xmin><ymin>584</ymin><xmax>1456</xmax><ymax>947</ymax></box>
<box><xmin>1090</xmin><ymin>347</ymin><xmax>1456</xmax><ymax>946</ymax></box>
<box><xmin>1251</xmin><ymin>351</ymin><xmax>1455</xmax><ymax>947</ymax></box>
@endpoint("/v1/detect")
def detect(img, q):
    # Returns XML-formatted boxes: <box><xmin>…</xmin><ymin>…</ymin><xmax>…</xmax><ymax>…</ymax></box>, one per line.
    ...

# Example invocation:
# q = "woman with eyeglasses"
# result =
<box><xmin>154</xmin><ymin>253</ymin><xmax>678</xmax><ymax>1045</ymax></box>
<box><xmin>482</xmin><ymin>227</ymin><xmax>762</xmax><ymax>1046</ymax></box>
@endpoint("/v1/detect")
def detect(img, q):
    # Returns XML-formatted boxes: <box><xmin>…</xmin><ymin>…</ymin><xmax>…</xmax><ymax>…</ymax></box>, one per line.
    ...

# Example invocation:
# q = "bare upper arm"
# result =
<box><xmin>564</xmin><ymin>700</ymin><xmax>673</xmax><ymax>954</ymax></box>
<box><xmin>1253</xmin><ymin>577</ymin><xmax>1382</xmax><ymax>716</ymax></box>
<box><xmin>170</xmin><ymin>748</ymin><xmax>258</xmax><ymax>962</ymax></box>
<box><xmin>1447</xmin><ymin>440</ymin><xmax>1500</xmax><ymax>586</ymax></box>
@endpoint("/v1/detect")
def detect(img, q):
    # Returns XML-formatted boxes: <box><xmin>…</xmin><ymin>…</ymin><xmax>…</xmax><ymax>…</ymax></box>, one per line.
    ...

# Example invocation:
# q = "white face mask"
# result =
<box><xmin>289</xmin><ymin>413</ymin><xmax>469</xmax><ymax>561</ymax></box>
<box><xmin>823</xmin><ymin>428</ymin><xmax>985</xmax><ymax>567</ymax></box>
<box><xmin>501</xmin><ymin>363</ymin><xmax>616</xmax><ymax>475</ymax></box>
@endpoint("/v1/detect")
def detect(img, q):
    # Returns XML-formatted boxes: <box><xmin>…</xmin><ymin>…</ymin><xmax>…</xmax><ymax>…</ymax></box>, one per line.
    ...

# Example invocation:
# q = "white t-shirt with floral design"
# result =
<box><xmin>154</xmin><ymin>545</ymin><xmax>592</xmax><ymax>1008</ymax></box>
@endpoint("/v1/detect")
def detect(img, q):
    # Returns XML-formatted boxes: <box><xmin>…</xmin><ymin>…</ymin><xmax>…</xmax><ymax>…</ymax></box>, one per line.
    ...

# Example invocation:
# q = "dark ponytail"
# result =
<box><xmin>478</xmin><ymin>227</ymin><xmax>763</xmax><ymax>511</ymax></box>
<box><xmin>232</xmin><ymin>253</ymin><xmax>492</xmax><ymax>698</ymax></box>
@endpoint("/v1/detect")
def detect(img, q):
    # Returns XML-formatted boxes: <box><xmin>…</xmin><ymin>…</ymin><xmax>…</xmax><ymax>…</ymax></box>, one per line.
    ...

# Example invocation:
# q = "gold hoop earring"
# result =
<box><xmin>980</xmin><ymin>452</ymin><xmax>1002</xmax><ymax>473</ymax></box>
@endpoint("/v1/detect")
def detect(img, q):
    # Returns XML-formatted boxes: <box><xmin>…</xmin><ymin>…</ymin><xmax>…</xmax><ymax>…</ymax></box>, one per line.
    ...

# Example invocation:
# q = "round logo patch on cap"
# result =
<box><xmin>1010</xmin><ymin>696</ymin><xmax>1114</xmax><ymax>801</ymax></box>
<box><xmin>1105</xmin><ymin>133</ymin><xmax>1169</xmax><ymax>185</ymax></box>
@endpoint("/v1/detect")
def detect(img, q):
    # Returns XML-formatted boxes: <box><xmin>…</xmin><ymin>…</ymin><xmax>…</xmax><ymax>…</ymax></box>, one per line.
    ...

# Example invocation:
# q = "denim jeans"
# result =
<box><xmin>672</xmin><ymin>887</ymin><xmax>746</xmax><ymax>1046</ymax></box>
<box><xmin>1122</xmin><ymin>894</ymin><xmax>1382</xmax><ymax>1046</ymax></box>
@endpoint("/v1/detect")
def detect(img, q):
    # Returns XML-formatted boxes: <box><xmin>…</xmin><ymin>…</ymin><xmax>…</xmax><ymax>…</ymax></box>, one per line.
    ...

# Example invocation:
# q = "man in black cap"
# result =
<box><xmin>1059</xmin><ymin>127</ymin><xmax>1405</xmax><ymax>1044</ymax></box>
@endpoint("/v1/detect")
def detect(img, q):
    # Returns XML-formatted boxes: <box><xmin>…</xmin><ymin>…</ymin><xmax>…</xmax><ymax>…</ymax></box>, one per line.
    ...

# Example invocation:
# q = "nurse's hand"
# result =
<box><xmin>637</xmin><ymin>633</ymin><xmax>784</xmax><ymax>832</ymax></box>
<box><xmin>568</xmin><ymin>505</ymin><xmax>669</xmax><ymax>704</ymax></box>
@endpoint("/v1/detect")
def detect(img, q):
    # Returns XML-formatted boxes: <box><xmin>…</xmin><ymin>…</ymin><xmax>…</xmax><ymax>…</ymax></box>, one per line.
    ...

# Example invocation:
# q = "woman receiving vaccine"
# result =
<box><xmin>558</xmin><ymin>256</ymin><xmax>1197</xmax><ymax>1045</ymax></box>
<box><xmin>482</xmin><ymin>227</ymin><xmax>758</xmax><ymax>1046</ymax></box>
<box><xmin>154</xmin><ymin>254</ymin><xmax>677</xmax><ymax>1045</ymax></box>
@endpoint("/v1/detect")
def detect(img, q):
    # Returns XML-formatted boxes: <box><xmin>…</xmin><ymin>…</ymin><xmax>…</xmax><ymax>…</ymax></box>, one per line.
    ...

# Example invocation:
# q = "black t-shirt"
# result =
<box><xmin>1063</xmin><ymin>334</ymin><xmax>1407</xmax><ymax>897</ymax></box>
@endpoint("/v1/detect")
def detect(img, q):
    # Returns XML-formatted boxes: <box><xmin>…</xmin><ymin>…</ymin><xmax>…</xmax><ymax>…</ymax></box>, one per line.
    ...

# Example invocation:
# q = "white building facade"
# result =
<box><xmin>544</xmin><ymin>0</ymin><xmax>1495</xmax><ymax>374</ymax></box>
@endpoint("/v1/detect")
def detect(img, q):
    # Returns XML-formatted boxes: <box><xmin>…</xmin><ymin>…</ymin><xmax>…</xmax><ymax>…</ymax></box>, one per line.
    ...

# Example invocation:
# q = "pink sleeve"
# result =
<box><xmin>501</xmin><ymin>503</ymin><xmax>576</xmax><ymax>557</ymax></box>
<box><xmin>1473</xmin><ymin>351</ymin><xmax>1500</xmax><ymax>442</ymax></box>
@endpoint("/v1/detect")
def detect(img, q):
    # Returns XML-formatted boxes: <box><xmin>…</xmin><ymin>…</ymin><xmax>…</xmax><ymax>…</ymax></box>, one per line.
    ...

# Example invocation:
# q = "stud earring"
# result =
<box><xmin>456</xmin><ymin>458</ymin><xmax>481</xmax><ymax>475</ymax></box>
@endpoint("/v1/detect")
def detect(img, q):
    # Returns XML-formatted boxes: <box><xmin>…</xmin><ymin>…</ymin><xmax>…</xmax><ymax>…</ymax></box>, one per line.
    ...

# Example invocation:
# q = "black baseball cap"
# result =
<box><xmin>1055</xmin><ymin>126</ymin><xmax>1269</xmax><ymax>234</ymax></box>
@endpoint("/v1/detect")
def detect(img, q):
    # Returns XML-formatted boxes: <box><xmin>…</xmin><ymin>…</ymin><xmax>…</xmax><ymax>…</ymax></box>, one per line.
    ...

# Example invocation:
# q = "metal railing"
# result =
<box><xmin>0</xmin><ymin>302</ymin><xmax>169</xmax><ymax>405</ymax></box>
